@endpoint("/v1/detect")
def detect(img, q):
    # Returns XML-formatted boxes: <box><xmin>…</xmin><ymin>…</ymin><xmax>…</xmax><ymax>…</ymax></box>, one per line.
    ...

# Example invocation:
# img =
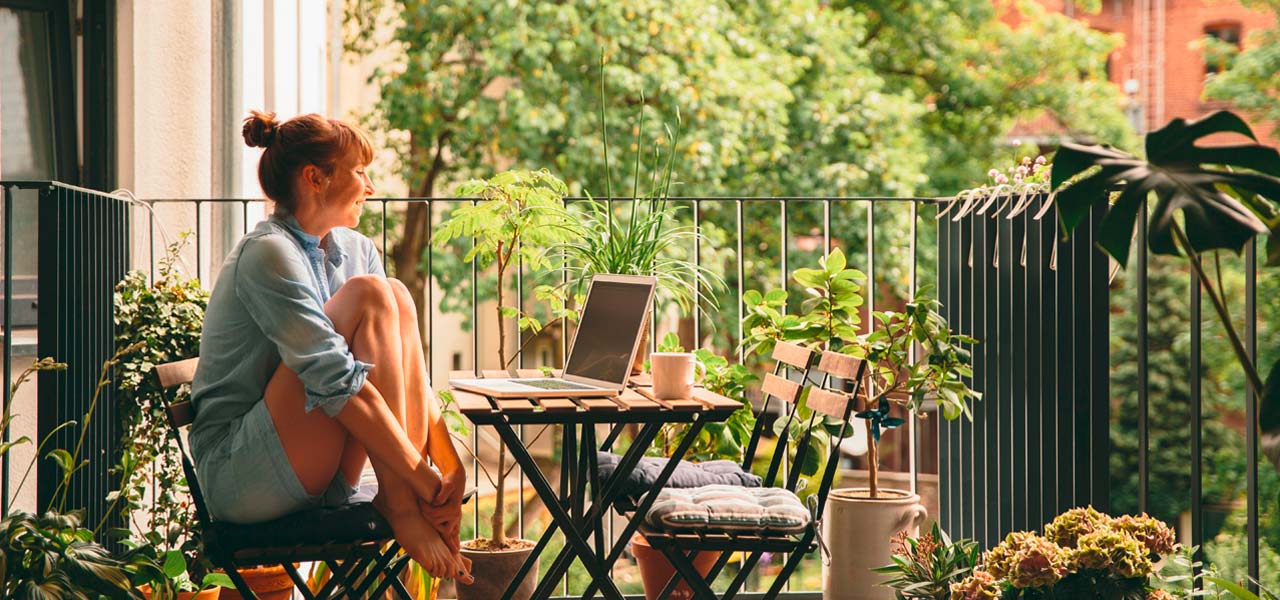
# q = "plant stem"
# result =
<box><xmin>1171</xmin><ymin>223</ymin><xmax>1264</xmax><ymax>400</ymax></box>
<box><xmin>866</xmin><ymin>417</ymin><xmax>879</xmax><ymax>498</ymax></box>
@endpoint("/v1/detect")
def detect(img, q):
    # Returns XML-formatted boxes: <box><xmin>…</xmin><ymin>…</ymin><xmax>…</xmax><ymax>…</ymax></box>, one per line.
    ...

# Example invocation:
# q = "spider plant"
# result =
<box><xmin>547</xmin><ymin>62</ymin><xmax>721</xmax><ymax>319</ymax></box>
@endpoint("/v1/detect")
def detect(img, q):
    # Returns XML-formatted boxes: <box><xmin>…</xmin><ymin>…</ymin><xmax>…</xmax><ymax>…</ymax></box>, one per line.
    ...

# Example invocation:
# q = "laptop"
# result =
<box><xmin>450</xmin><ymin>274</ymin><xmax>657</xmax><ymax>398</ymax></box>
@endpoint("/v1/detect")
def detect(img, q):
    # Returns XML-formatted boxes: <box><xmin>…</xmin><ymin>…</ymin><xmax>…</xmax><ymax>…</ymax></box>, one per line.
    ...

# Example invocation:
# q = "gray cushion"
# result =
<box><xmin>596</xmin><ymin>452</ymin><xmax>762</xmax><ymax>497</ymax></box>
<box><xmin>644</xmin><ymin>485</ymin><xmax>811</xmax><ymax>533</ymax></box>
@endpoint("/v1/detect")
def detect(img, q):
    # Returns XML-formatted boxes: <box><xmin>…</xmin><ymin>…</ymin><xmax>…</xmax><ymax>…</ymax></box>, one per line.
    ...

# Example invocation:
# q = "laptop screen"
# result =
<box><xmin>564</xmin><ymin>279</ymin><xmax>652</xmax><ymax>384</ymax></box>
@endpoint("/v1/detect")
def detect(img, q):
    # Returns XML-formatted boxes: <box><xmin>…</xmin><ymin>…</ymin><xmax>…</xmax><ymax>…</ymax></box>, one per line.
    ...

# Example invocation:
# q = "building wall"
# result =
<box><xmin>1032</xmin><ymin>0</ymin><xmax>1276</xmax><ymax>141</ymax></box>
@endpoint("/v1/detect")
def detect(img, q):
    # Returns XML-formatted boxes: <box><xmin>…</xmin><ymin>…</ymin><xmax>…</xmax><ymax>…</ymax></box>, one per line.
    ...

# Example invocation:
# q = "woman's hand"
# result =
<box><xmin>420</xmin><ymin>467</ymin><xmax>465</xmax><ymax>551</ymax></box>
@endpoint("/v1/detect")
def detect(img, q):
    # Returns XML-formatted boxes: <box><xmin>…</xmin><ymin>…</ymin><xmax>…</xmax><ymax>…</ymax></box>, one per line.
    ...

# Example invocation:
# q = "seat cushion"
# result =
<box><xmin>597</xmin><ymin>452</ymin><xmax>762</xmax><ymax>497</ymax></box>
<box><xmin>208</xmin><ymin>501</ymin><xmax>392</xmax><ymax>554</ymax></box>
<box><xmin>644</xmin><ymin>485</ymin><xmax>811</xmax><ymax>534</ymax></box>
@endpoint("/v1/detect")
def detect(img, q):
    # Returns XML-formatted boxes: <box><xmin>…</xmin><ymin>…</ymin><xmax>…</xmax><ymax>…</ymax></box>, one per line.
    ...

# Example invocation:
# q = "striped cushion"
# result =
<box><xmin>644</xmin><ymin>485</ymin><xmax>811</xmax><ymax>533</ymax></box>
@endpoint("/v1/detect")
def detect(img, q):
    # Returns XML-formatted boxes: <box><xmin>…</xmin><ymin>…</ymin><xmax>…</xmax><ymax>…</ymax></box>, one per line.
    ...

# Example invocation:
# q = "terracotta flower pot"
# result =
<box><xmin>822</xmin><ymin>488</ymin><xmax>927</xmax><ymax>600</ymax></box>
<box><xmin>456</xmin><ymin>540</ymin><xmax>538</xmax><ymax>600</ymax></box>
<box><xmin>631</xmin><ymin>533</ymin><xmax>720</xmax><ymax>600</ymax></box>
<box><xmin>218</xmin><ymin>565</ymin><xmax>294</xmax><ymax>600</ymax></box>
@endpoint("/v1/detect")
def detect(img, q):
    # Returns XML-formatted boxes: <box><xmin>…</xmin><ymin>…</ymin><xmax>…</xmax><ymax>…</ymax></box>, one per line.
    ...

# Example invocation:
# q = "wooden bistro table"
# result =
<box><xmin>448</xmin><ymin>369</ymin><xmax>741</xmax><ymax>600</ymax></box>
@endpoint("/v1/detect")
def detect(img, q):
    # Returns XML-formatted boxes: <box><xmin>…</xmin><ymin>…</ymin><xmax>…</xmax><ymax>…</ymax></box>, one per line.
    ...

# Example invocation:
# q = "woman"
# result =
<box><xmin>189</xmin><ymin>110</ymin><xmax>472</xmax><ymax>582</ymax></box>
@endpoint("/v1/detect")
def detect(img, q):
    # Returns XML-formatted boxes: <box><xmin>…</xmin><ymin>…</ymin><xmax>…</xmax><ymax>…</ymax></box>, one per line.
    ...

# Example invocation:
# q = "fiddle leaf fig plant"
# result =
<box><xmin>1049</xmin><ymin>110</ymin><xmax>1280</xmax><ymax>471</ymax></box>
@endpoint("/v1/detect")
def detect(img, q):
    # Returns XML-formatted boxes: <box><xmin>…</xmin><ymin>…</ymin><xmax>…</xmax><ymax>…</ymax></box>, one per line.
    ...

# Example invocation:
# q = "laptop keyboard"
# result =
<box><xmin>520</xmin><ymin>379</ymin><xmax>595</xmax><ymax>391</ymax></box>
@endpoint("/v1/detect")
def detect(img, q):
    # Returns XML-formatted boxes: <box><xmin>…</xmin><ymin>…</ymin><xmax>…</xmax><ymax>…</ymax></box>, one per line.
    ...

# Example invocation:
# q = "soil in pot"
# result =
<box><xmin>456</xmin><ymin>538</ymin><xmax>538</xmax><ymax>600</ymax></box>
<box><xmin>218</xmin><ymin>565</ymin><xmax>294</xmax><ymax>600</ymax></box>
<box><xmin>631</xmin><ymin>533</ymin><xmax>720</xmax><ymax>600</ymax></box>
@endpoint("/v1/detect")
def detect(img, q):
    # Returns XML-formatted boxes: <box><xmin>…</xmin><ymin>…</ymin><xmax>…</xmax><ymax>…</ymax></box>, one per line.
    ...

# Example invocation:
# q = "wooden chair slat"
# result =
<box><xmin>613</xmin><ymin>389</ymin><xmax>662</xmax><ymax>411</ymax></box>
<box><xmin>155</xmin><ymin>358</ymin><xmax>200</xmax><ymax>388</ymax></box>
<box><xmin>451</xmin><ymin>390</ymin><xmax>495</xmax><ymax>414</ymax></box>
<box><xmin>690</xmin><ymin>388</ymin><xmax>742</xmax><ymax>411</ymax></box>
<box><xmin>577</xmin><ymin>397</ymin><xmax>620</xmax><ymax>412</ymax></box>
<box><xmin>761</xmin><ymin>373</ymin><xmax>802</xmax><ymax>404</ymax></box>
<box><xmin>537</xmin><ymin>397</ymin><xmax>579</xmax><ymax>412</ymax></box>
<box><xmin>770</xmin><ymin>341</ymin><xmax>814</xmax><ymax>370</ymax></box>
<box><xmin>168</xmin><ymin>400</ymin><xmax>196</xmax><ymax>427</ymax></box>
<box><xmin>817</xmin><ymin>351</ymin><xmax>860</xmax><ymax>380</ymax></box>
<box><xmin>496</xmin><ymin>399</ymin><xmax>538</xmax><ymax>413</ymax></box>
<box><xmin>807</xmin><ymin>387</ymin><xmax>852</xmax><ymax>419</ymax></box>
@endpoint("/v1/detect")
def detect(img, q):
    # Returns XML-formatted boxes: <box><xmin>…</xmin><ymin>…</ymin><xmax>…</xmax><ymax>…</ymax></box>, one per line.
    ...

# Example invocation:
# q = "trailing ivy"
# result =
<box><xmin>110</xmin><ymin>233</ymin><xmax>210</xmax><ymax>588</ymax></box>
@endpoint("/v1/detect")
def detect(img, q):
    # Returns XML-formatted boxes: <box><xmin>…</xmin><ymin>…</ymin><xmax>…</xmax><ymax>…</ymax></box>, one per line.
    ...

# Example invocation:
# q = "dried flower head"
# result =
<box><xmin>1044</xmin><ymin>506</ymin><xmax>1110</xmax><ymax>548</ymax></box>
<box><xmin>1071</xmin><ymin>529</ymin><xmax>1153</xmax><ymax>579</ymax></box>
<box><xmin>950</xmin><ymin>570</ymin><xmax>1001</xmax><ymax>600</ymax></box>
<box><xmin>1147</xmin><ymin>590</ymin><xmax>1176</xmax><ymax>600</ymax></box>
<box><xmin>1111</xmin><ymin>514</ymin><xmax>1177</xmax><ymax>556</ymax></box>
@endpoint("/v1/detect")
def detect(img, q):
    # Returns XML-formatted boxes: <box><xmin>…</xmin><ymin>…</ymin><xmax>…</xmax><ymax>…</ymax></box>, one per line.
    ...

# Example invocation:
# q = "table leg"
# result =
<box><xmin>491</xmin><ymin>421</ymin><xmax>628</xmax><ymax>600</ymax></box>
<box><xmin>529</xmin><ymin>420</ymin><xmax>664</xmax><ymax>600</ymax></box>
<box><xmin>578</xmin><ymin>420</ymin><xmax>707</xmax><ymax>600</ymax></box>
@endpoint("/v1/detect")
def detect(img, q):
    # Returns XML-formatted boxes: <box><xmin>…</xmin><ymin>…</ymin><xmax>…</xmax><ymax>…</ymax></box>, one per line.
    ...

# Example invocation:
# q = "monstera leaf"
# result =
<box><xmin>1051</xmin><ymin>111</ymin><xmax>1280</xmax><ymax>268</ymax></box>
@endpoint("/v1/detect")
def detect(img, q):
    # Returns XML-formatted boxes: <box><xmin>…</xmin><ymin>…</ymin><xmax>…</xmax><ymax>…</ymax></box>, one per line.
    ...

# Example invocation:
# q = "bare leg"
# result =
<box><xmin>264</xmin><ymin>275</ymin><xmax>465</xmax><ymax>579</ymax></box>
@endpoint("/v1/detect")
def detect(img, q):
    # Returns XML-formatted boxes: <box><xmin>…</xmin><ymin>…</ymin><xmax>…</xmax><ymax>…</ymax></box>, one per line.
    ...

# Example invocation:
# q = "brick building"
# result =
<box><xmin>1018</xmin><ymin>1</ymin><xmax>1277</xmax><ymax>142</ymax></box>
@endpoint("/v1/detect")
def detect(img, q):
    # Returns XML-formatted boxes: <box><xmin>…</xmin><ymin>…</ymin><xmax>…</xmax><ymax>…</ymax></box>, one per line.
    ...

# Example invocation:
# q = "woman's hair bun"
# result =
<box><xmin>242</xmin><ymin>110</ymin><xmax>279</xmax><ymax>148</ymax></box>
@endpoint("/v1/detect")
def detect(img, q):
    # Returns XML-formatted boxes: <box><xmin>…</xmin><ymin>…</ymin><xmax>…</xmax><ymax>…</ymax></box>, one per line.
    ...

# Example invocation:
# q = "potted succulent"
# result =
<box><xmin>434</xmin><ymin>168</ymin><xmax>573</xmax><ymax>600</ymax></box>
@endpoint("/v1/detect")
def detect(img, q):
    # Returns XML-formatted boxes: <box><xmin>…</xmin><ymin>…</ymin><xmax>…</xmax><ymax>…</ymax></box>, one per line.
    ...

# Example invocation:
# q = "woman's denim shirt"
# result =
<box><xmin>189</xmin><ymin>214</ymin><xmax>384</xmax><ymax>462</ymax></box>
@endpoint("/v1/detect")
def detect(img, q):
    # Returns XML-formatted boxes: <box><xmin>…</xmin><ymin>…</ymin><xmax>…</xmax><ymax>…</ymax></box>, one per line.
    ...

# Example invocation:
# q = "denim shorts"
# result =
<box><xmin>196</xmin><ymin>399</ymin><xmax>361</xmax><ymax>524</ymax></box>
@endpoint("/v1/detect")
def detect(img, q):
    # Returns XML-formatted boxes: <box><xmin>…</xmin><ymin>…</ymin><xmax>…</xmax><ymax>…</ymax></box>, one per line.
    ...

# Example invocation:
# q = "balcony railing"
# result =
<box><xmin>2</xmin><ymin>180</ymin><xmax>1274</xmax><ymax>594</ymax></box>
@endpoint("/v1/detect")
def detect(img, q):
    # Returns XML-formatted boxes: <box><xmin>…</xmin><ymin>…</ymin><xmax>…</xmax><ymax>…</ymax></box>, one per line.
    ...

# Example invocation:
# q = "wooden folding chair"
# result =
<box><xmin>154</xmin><ymin>358</ymin><xmax>428</xmax><ymax>599</ymax></box>
<box><xmin>636</xmin><ymin>349</ymin><xmax>867</xmax><ymax>600</ymax></box>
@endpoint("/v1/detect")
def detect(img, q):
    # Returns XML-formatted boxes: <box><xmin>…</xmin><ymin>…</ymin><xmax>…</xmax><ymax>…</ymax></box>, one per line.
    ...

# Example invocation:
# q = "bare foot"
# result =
<box><xmin>374</xmin><ymin>494</ymin><xmax>461</xmax><ymax>580</ymax></box>
<box><xmin>421</xmin><ymin>522</ymin><xmax>474</xmax><ymax>584</ymax></box>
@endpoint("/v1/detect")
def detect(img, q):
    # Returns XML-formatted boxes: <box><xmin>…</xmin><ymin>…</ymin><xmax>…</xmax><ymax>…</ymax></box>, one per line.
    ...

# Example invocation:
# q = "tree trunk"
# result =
<box><xmin>866</xmin><ymin>418</ymin><xmax>879</xmax><ymax>498</ymax></box>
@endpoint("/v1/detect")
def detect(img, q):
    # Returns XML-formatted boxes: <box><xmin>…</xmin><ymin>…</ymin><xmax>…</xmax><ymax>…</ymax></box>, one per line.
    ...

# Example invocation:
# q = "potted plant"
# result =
<box><xmin>739</xmin><ymin>247</ymin><xmax>979</xmax><ymax>599</ymax></box>
<box><xmin>950</xmin><ymin>507</ymin><xmax>1181</xmax><ymax>599</ymax></box>
<box><xmin>548</xmin><ymin>75</ymin><xmax>722</xmax><ymax>374</ymax></box>
<box><xmin>872</xmin><ymin>522</ymin><xmax>981</xmax><ymax>600</ymax></box>
<box><xmin>434</xmin><ymin>168</ymin><xmax>573</xmax><ymax>600</ymax></box>
<box><xmin>1</xmin><ymin>353</ymin><xmax>185</xmax><ymax>599</ymax></box>
<box><xmin>110</xmin><ymin>233</ymin><xmax>231</xmax><ymax>599</ymax></box>
<box><xmin>1047</xmin><ymin>111</ymin><xmax>1280</xmax><ymax>469</ymax></box>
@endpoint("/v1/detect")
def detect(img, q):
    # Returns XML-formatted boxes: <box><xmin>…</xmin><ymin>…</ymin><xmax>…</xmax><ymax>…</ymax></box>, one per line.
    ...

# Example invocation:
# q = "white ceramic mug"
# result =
<box><xmin>650</xmin><ymin>352</ymin><xmax>700</xmax><ymax>400</ymax></box>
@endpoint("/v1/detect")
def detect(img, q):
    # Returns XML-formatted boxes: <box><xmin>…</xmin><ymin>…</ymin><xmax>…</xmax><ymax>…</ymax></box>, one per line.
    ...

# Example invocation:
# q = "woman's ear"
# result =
<box><xmin>302</xmin><ymin>164</ymin><xmax>327</xmax><ymax>191</ymax></box>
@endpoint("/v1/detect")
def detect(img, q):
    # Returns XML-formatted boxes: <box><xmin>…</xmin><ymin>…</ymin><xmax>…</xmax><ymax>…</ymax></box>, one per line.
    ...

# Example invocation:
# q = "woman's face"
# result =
<box><xmin>319</xmin><ymin>151</ymin><xmax>375</xmax><ymax>228</ymax></box>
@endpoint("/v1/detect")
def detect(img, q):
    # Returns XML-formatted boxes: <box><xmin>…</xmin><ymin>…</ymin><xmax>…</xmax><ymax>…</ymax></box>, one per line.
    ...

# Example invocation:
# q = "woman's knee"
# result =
<box><xmin>387</xmin><ymin>278</ymin><xmax>419</xmax><ymax>323</ymax></box>
<box><xmin>330</xmin><ymin>275</ymin><xmax>397</xmax><ymax>321</ymax></box>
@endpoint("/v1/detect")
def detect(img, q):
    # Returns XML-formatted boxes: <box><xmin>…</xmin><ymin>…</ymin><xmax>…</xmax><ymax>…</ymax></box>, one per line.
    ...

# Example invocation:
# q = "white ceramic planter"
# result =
<box><xmin>822</xmin><ymin>488</ymin><xmax>927</xmax><ymax>600</ymax></box>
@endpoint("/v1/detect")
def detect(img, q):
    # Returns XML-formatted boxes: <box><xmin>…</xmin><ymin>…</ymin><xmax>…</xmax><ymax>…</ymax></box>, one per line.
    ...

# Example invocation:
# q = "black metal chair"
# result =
<box><xmin>155</xmin><ymin>358</ymin><xmax>457</xmax><ymax>600</ymax></box>
<box><xmin>634</xmin><ymin>349</ymin><xmax>867</xmax><ymax>600</ymax></box>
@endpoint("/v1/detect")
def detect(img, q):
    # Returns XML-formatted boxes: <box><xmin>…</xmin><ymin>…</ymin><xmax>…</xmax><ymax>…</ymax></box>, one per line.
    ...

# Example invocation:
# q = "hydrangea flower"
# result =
<box><xmin>1006</xmin><ymin>535</ymin><xmax>1069</xmax><ymax>588</ymax></box>
<box><xmin>1112</xmin><ymin>514</ymin><xmax>1177</xmax><ymax>556</ymax></box>
<box><xmin>1044</xmin><ymin>506</ymin><xmax>1110</xmax><ymax>548</ymax></box>
<box><xmin>950</xmin><ymin>570</ymin><xmax>1002</xmax><ymax>600</ymax></box>
<box><xmin>1072</xmin><ymin>529</ymin><xmax>1153</xmax><ymax>579</ymax></box>
<box><xmin>984</xmin><ymin>531</ymin><xmax>1037</xmax><ymax>579</ymax></box>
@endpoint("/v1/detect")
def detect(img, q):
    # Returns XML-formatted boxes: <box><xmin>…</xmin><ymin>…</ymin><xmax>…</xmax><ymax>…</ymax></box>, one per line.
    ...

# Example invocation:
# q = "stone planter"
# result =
<box><xmin>456</xmin><ymin>541</ymin><xmax>538</xmax><ymax>600</ymax></box>
<box><xmin>823</xmin><ymin>488</ymin><xmax>927</xmax><ymax>600</ymax></box>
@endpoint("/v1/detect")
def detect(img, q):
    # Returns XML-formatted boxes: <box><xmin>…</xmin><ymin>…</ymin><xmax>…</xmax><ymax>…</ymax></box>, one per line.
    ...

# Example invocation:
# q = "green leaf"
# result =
<box><xmin>47</xmin><ymin>449</ymin><xmax>75</xmax><ymax>476</ymax></box>
<box><xmin>792</xmin><ymin>268</ymin><xmax>828</xmax><ymax>290</ymax></box>
<box><xmin>824</xmin><ymin>248</ymin><xmax>846</xmax><ymax>274</ymax></box>
<box><xmin>1204</xmin><ymin>576</ymin><xmax>1260</xmax><ymax>600</ymax></box>
<box><xmin>161</xmin><ymin>550</ymin><xmax>187</xmax><ymax>578</ymax></box>
<box><xmin>500</xmin><ymin>306</ymin><xmax>519</xmax><ymax>319</ymax></box>
<box><xmin>201</xmin><ymin>572</ymin><xmax>235</xmax><ymax>590</ymax></box>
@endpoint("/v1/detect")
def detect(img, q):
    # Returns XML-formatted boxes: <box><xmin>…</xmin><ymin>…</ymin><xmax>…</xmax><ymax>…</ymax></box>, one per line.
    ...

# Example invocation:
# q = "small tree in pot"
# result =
<box><xmin>434</xmin><ymin>168</ymin><xmax>573</xmax><ymax>599</ymax></box>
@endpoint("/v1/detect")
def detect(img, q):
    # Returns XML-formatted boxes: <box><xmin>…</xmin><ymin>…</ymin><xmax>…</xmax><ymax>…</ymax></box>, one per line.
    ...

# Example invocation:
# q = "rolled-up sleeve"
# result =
<box><xmin>235</xmin><ymin>236</ymin><xmax>372</xmax><ymax>417</ymax></box>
